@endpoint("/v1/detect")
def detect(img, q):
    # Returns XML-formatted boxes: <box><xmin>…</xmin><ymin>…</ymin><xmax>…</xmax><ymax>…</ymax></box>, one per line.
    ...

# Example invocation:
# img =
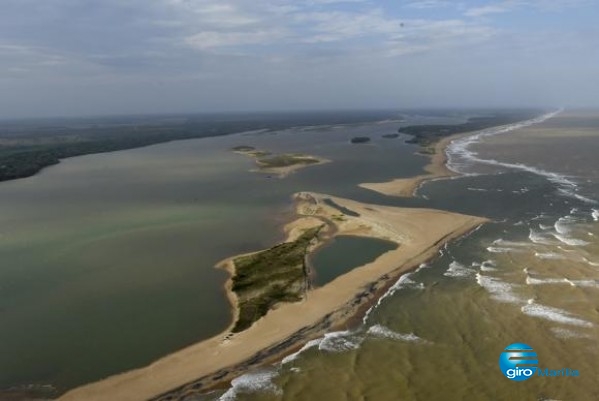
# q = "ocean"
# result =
<box><xmin>202</xmin><ymin>110</ymin><xmax>599</xmax><ymax>401</ymax></box>
<box><xmin>2</xmin><ymin>109</ymin><xmax>598</xmax><ymax>400</ymax></box>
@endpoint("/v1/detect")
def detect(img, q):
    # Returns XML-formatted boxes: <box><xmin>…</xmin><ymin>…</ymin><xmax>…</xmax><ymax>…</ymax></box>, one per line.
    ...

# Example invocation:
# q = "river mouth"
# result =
<box><xmin>0</xmin><ymin>115</ymin><xmax>443</xmax><ymax>394</ymax></box>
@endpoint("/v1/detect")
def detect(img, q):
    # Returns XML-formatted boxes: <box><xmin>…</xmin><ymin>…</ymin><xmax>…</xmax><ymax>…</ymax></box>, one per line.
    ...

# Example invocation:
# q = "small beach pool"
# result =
<box><xmin>309</xmin><ymin>235</ymin><xmax>398</xmax><ymax>287</ymax></box>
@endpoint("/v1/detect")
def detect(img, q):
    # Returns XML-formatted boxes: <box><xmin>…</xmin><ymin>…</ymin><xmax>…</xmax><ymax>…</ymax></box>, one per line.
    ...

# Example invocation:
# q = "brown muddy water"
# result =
<box><xmin>200</xmin><ymin>111</ymin><xmax>599</xmax><ymax>401</ymax></box>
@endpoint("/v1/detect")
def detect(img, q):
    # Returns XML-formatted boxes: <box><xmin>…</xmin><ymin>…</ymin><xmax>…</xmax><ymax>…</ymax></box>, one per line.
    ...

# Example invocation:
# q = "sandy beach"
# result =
<box><xmin>58</xmin><ymin>192</ymin><xmax>486</xmax><ymax>401</ymax></box>
<box><xmin>359</xmin><ymin>134</ymin><xmax>461</xmax><ymax>197</ymax></box>
<box><xmin>252</xmin><ymin>156</ymin><xmax>330</xmax><ymax>178</ymax></box>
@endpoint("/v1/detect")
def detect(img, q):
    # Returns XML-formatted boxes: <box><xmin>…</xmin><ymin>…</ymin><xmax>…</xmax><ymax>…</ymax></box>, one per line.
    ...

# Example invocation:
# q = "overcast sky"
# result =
<box><xmin>1</xmin><ymin>0</ymin><xmax>598</xmax><ymax>118</ymax></box>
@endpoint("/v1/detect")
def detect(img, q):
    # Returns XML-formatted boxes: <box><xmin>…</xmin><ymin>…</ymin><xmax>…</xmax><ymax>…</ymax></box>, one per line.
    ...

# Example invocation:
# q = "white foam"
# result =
<box><xmin>539</xmin><ymin>224</ymin><xmax>552</xmax><ymax>230</ymax></box>
<box><xmin>552</xmin><ymin>233</ymin><xmax>590</xmax><ymax>246</ymax></box>
<box><xmin>480</xmin><ymin>260</ymin><xmax>498</xmax><ymax>272</ymax></box>
<box><xmin>362</xmin><ymin>270</ymin><xmax>424</xmax><ymax>323</ymax></box>
<box><xmin>492</xmin><ymin>239</ymin><xmax>529</xmax><ymax>247</ymax></box>
<box><xmin>445</xmin><ymin>109</ymin><xmax>599</xmax><ymax>205</ymax></box>
<box><xmin>550</xmin><ymin>327</ymin><xmax>589</xmax><ymax>339</ymax></box>
<box><xmin>281</xmin><ymin>338</ymin><xmax>322</xmax><ymax>365</ymax></box>
<box><xmin>218</xmin><ymin>370</ymin><xmax>282</xmax><ymax>401</ymax></box>
<box><xmin>572</xmin><ymin>279</ymin><xmax>599</xmax><ymax>289</ymax></box>
<box><xmin>554</xmin><ymin>217</ymin><xmax>572</xmax><ymax>235</ymax></box>
<box><xmin>526</xmin><ymin>276</ymin><xmax>570</xmax><ymax>286</ymax></box>
<box><xmin>592</xmin><ymin>209</ymin><xmax>599</xmax><ymax>222</ymax></box>
<box><xmin>318</xmin><ymin>330</ymin><xmax>362</xmax><ymax>352</ymax></box>
<box><xmin>446</xmin><ymin>110</ymin><xmax>561</xmax><ymax>175</ymax></box>
<box><xmin>486</xmin><ymin>246</ymin><xmax>520</xmax><ymax>253</ymax></box>
<box><xmin>521</xmin><ymin>301</ymin><xmax>593</xmax><ymax>327</ymax></box>
<box><xmin>529</xmin><ymin>229</ymin><xmax>556</xmax><ymax>245</ymax></box>
<box><xmin>476</xmin><ymin>273</ymin><xmax>522</xmax><ymax>303</ymax></box>
<box><xmin>366</xmin><ymin>324</ymin><xmax>424</xmax><ymax>342</ymax></box>
<box><xmin>444</xmin><ymin>261</ymin><xmax>475</xmax><ymax>278</ymax></box>
<box><xmin>534</xmin><ymin>252</ymin><xmax>566</xmax><ymax>260</ymax></box>
<box><xmin>582</xmin><ymin>257</ymin><xmax>599</xmax><ymax>267</ymax></box>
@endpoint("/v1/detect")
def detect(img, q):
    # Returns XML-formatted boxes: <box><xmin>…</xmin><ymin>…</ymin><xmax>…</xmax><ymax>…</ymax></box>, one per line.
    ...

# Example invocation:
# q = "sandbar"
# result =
<box><xmin>58</xmin><ymin>192</ymin><xmax>486</xmax><ymax>401</ymax></box>
<box><xmin>232</xmin><ymin>146</ymin><xmax>329</xmax><ymax>178</ymax></box>
<box><xmin>359</xmin><ymin>133</ymin><xmax>461</xmax><ymax>197</ymax></box>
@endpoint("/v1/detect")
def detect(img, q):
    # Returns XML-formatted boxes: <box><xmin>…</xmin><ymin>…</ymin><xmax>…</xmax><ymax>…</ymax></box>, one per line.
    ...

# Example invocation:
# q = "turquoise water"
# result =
<box><xmin>309</xmin><ymin>236</ymin><xmax>397</xmax><ymax>287</ymax></box>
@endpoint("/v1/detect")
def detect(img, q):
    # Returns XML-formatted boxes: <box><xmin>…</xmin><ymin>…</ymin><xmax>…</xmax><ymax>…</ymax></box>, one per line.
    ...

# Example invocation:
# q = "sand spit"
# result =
<box><xmin>359</xmin><ymin>134</ymin><xmax>459</xmax><ymax>197</ymax></box>
<box><xmin>58</xmin><ymin>193</ymin><xmax>486</xmax><ymax>401</ymax></box>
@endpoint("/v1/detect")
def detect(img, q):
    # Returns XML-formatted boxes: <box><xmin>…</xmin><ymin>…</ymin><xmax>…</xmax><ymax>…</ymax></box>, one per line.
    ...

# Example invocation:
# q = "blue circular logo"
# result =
<box><xmin>499</xmin><ymin>343</ymin><xmax>538</xmax><ymax>381</ymax></box>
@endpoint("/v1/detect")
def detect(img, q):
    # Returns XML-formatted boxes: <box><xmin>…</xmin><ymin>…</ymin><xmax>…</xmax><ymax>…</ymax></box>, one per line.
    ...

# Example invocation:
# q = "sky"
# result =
<box><xmin>0</xmin><ymin>0</ymin><xmax>598</xmax><ymax>118</ymax></box>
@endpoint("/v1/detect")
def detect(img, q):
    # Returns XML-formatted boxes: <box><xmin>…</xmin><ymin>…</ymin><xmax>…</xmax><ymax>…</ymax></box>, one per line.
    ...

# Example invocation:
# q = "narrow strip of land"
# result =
<box><xmin>359</xmin><ymin>111</ymin><xmax>548</xmax><ymax>198</ymax></box>
<box><xmin>359</xmin><ymin>133</ymin><xmax>460</xmax><ymax>197</ymax></box>
<box><xmin>58</xmin><ymin>192</ymin><xmax>486</xmax><ymax>401</ymax></box>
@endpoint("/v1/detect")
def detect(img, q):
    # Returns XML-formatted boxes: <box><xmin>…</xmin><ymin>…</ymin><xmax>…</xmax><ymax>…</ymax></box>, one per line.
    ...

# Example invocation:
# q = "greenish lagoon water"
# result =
<box><xmin>0</xmin><ymin>116</ymin><xmax>438</xmax><ymax>395</ymax></box>
<box><xmin>7</xmin><ymin>110</ymin><xmax>599</xmax><ymax>401</ymax></box>
<box><xmin>309</xmin><ymin>236</ymin><xmax>397</xmax><ymax>287</ymax></box>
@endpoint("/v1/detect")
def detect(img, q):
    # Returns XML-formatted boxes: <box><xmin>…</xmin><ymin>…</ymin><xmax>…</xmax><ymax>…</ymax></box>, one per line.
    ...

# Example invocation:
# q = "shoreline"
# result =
<box><xmin>232</xmin><ymin>147</ymin><xmax>330</xmax><ymax>178</ymax></box>
<box><xmin>358</xmin><ymin>132</ymin><xmax>464</xmax><ymax>197</ymax></box>
<box><xmin>358</xmin><ymin>111</ymin><xmax>559</xmax><ymax>198</ymax></box>
<box><xmin>57</xmin><ymin>193</ymin><xmax>487</xmax><ymax>401</ymax></box>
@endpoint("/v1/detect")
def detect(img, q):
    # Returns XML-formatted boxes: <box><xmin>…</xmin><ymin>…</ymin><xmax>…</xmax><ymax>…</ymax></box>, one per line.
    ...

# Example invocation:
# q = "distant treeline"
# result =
<box><xmin>400</xmin><ymin>109</ymin><xmax>544</xmax><ymax>149</ymax></box>
<box><xmin>0</xmin><ymin>110</ymin><xmax>397</xmax><ymax>182</ymax></box>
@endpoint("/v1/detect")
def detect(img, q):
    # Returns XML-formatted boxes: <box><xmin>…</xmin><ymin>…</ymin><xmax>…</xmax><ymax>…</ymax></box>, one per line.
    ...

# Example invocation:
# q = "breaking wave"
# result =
<box><xmin>521</xmin><ymin>300</ymin><xmax>593</xmax><ymax>328</ymax></box>
<box><xmin>476</xmin><ymin>273</ymin><xmax>522</xmax><ymax>303</ymax></box>
<box><xmin>366</xmin><ymin>324</ymin><xmax>425</xmax><ymax>342</ymax></box>
<box><xmin>445</xmin><ymin>109</ymin><xmax>598</xmax><ymax>205</ymax></box>
<box><xmin>444</xmin><ymin>261</ymin><xmax>475</xmax><ymax>278</ymax></box>
<box><xmin>218</xmin><ymin>370</ymin><xmax>282</xmax><ymax>401</ymax></box>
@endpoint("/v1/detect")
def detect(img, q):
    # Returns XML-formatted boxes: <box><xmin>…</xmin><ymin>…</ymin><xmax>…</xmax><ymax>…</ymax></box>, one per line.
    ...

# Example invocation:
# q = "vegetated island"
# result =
<box><xmin>232</xmin><ymin>145</ymin><xmax>328</xmax><ymax>177</ymax></box>
<box><xmin>0</xmin><ymin>110</ymin><xmax>398</xmax><ymax>183</ymax></box>
<box><xmin>382</xmin><ymin>133</ymin><xmax>399</xmax><ymax>139</ymax></box>
<box><xmin>350</xmin><ymin>136</ymin><xmax>370</xmax><ymax>144</ymax></box>
<box><xmin>360</xmin><ymin>109</ymin><xmax>547</xmax><ymax>198</ymax></box>
<box><xmin>57</xmin><ymin>192</ymin><xmax>487</xmax><ymax>401</ymax></box>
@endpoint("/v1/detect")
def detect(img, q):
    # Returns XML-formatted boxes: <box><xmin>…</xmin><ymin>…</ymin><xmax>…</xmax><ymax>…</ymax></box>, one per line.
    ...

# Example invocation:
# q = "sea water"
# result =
<box><xmin>206</xmin><ymin>110</ymin><xmax>599</xmax><ymax>401</ymax></box>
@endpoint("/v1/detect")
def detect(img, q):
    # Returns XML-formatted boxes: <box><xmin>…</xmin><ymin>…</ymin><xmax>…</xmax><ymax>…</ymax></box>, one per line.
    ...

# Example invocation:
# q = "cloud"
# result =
<box><xmin>405</xmin><ymin>0</ymin><xmax>454</xmax><ymax>9</ymax></box>
<box><xmin>184</xmin><ymin>29</ymin><xmax>286</xmax><ymax>49</ymax></box>
<box><xmin>464</xmin><ymin>0</ymin><xmax>590</xmax><ymax>18</ymax></box>
<box><xmin>0</xmin><ymin>0</ymin><xmax>597</xmax><ymax>117</ymax></box>
<box><xmin>464</xmin><ymin>4</ymin><xmax>513</xmax><ymax>17</ymax></box>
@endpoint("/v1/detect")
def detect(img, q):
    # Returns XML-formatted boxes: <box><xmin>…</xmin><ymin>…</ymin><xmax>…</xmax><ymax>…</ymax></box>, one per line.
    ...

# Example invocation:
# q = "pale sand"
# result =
<box><xmin>58</xmin><ymin>192</ymin><xmax>486</xmax><ymax>401</ymax></box>
<box><xmin>359</xmin><ymin>134</ymin><xmax>461</xmax><ymax>197</ymax></box>
<box><xmin>233</xmin><ymin>148</ymin><xmax>329</xmax><ymax>178</ymax></box>
<box><xmin>251</xmin><ymin>157</ymin><xmax>330</xmax><ymax>178</ymax></box>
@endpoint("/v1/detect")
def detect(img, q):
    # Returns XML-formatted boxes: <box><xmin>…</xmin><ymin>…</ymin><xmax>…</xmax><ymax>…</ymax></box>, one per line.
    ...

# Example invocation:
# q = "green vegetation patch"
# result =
<box><xmin>231</xmin><ymin>226</ymin><xmax>322</xmax><ymax>332</ymax></box>
<box><xmin>257</xmin><ymin>154</ymin><xmax>320</xmax><ymax>168</ymax></box>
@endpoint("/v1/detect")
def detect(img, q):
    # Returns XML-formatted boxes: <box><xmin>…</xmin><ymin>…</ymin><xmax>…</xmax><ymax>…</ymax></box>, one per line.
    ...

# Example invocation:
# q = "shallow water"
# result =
<box><xmin>205</xmin><ymin>110</ymin><xmax>599</xmax><ymax>401</ymax></box>
<box><xmin>5</xmin><ymin>109</ymin><xmax>599</xmax><ymax>399</ymax></box>
<box><xmin>309</xmin><ymin>236</ymin><xmax>398</xmax><ymax>287</ymax></box>
<box><xmin>0</xmin><ymin>115</ymin><xmax>455</xmax><ymax>393</ymax></box>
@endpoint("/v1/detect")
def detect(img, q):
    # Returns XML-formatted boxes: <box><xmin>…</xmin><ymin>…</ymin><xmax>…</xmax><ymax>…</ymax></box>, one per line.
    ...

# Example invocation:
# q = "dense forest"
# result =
<box><xmin>0</xmin><ymin>109</ymin><xmax>545</xmax><ymax>182</ymax></box>
<box><xmin>400</xmin><ymin>109</ymin><xmax>543</xmax><ymax>149</ymax></box>
<box><xmin>0</xmin><ymin>110</ymin><xmax>397</xmax><ymax>182</ymax></box>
